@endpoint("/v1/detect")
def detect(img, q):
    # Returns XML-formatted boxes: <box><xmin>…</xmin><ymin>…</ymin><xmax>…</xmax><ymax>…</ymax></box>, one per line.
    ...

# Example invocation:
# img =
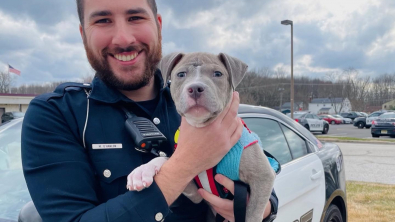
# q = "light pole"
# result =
<box><xmin>281</xmin><ymin>19</ymin><xmax>294</xmax><ymax>119</ymax></box>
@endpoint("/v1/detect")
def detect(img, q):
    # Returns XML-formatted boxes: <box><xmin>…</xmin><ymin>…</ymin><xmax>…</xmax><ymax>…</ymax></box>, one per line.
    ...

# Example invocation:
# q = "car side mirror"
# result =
<box><xmin>18</xmin><ymin>201</ymin><xmax>42</xmax><ymax>222</ymax></box>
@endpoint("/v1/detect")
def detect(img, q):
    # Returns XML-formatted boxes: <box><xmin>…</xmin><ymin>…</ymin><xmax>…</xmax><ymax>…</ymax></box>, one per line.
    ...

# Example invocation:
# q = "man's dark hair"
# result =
<box><xmin>76</xmin><ymin>0</ymin><xmax>157</xmax><ymax>26</ymax></box>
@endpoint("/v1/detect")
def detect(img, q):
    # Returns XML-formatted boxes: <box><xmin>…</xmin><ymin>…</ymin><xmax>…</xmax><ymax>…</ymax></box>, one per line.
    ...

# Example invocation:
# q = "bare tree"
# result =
<box><xmin>0</xmin><ymin>72</ymin><xmax>16</xmax><ymax>93</ymax></box>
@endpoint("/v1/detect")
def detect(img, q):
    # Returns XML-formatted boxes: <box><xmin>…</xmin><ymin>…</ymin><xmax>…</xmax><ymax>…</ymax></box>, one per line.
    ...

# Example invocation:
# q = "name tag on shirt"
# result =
<box><xmin>92</xmin><ymin>144</ymin><xmax>123</xmax><ymax>149</ymax></box>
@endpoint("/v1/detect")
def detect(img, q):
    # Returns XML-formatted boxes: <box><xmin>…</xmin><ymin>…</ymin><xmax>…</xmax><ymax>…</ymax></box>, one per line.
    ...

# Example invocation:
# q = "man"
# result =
<box><xmin>21</xmin><ymin>0</ymin><xmax>277</xmax><ymax>221</ymax></box>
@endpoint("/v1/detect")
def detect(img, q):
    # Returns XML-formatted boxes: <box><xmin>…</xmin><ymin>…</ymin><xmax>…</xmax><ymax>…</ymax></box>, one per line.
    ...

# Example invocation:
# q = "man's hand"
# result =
<box><xmin>155</xmin><ymin>92</ymin><xmax>243</xmax><ymax>206</ymax></box>
<box><xmin>198</xmin><ymin>174</ymin><xmax>272</xmax><ymax>222</ymax></box>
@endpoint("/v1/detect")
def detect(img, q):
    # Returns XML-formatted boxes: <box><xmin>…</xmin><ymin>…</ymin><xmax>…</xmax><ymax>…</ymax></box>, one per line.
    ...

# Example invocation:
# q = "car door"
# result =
<box><xmin>241</xmin><ymin>115</ymin><xmax>325</xmax><ymax>222</ymax></box>
<box><xmin>305</xmin><ymin>114</ymin><xmax>317</xmax><ymax>131</ymax></box>
<box><xmin>312</xmin><ymin>114</ymin><xmax>323</xmax><ymax>130</ymax></box>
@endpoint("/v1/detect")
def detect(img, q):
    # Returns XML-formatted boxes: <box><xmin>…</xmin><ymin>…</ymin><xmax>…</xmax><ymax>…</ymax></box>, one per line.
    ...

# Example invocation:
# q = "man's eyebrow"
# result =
<box><xmin>126</xmin><ymin>8</ymin><xmax>149</xmax><ymax>15</ymax></box>
<box><xmin>89</xmin><ymin>10</ymin><xmax>112</xmax><ymax>20</ymax></box>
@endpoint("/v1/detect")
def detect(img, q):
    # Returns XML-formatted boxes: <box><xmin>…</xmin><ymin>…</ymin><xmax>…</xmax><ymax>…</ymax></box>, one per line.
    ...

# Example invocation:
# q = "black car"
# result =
<box><xmin>371</xmin><ymin>112</ymin><xmax>395</xmax><ymax>138</ymax></box>
<box><xmin>1</xmin><ymin>112</ymin><xmax>25</xmax><ymax>124</ymax></box>
<box><xmin>2</xmin><ymin>105</ymin><xmax>347</xmax><ymax>222</ymax></box>
<box><xmin>353</xmin><ymin>116</ymin><xmax>367</xmax><ymax>129</ymax></box>
<box><xmin>340</xmin><ymin>112</ymin><xmax>362</xmax><ymax>122</ymax></box>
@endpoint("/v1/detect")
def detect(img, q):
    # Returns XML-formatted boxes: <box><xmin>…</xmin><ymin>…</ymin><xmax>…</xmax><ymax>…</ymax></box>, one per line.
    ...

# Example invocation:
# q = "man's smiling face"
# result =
<box><xmin>80</xmin><ymin>0</ymin><xmax>162</xmax><ymax>90</ymax></box>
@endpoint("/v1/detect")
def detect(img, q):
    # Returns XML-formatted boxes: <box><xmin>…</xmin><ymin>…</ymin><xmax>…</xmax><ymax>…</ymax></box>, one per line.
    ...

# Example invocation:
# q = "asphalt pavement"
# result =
<box><xmin>334</xmin><ymin>142</ymin><xmax>395</xmax><ymax>185</ymax></box>
<box><xmin>313</xmin><ymin>123</ymin><xmax>395</xmax><ymax>140</ymax></box>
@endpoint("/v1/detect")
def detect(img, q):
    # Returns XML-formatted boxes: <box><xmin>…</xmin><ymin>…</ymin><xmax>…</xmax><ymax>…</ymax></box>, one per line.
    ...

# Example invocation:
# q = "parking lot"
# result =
<box><xmin>313</xmin><ymin>123</ymin><xmax>395</xmax><ymax>140</ymax></box>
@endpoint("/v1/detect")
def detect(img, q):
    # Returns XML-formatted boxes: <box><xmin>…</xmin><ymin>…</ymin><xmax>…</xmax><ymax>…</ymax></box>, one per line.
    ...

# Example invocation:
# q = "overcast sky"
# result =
<box><xmin>1</xmin><ymin>0</ymin><xmax>395</xmax><ymax>85</ymax></box>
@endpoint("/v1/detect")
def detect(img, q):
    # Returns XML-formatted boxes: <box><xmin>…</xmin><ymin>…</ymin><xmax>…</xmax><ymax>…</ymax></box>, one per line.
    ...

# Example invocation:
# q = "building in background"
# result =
<box><xmin>0</xmin><ymin>94</ymin><xmax>36</xmax><ymax>118</ymax></box>
<box><xmin>308</xmin><ymin>98</ymin><xmax>352</xmax><ymax>114</ymax></box>
<box><xmin>382</xmin><ymin>100</ymin><xmax>395</xmax><ymax>110</ymax></box>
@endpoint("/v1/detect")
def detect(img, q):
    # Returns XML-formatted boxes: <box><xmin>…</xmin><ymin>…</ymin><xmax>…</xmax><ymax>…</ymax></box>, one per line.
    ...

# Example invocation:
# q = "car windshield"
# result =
<box><xmin>333</xmin><ymin>115</ymin><xmax>342</xmax><ymax>118</ymax></box>
<box><xmin>378</xmin><ymin>113</ymin><xmax>395</xmax><ymax>119</ymax></box>
<box><xmin>290</xmin><ymin>113</ymin><xmax>305</xmax><ymax>118</ymax></box>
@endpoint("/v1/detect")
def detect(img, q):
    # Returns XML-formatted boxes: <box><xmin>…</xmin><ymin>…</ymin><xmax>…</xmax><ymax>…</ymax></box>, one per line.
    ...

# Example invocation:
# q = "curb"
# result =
<box><xmin>318</xmin><ymin>138</ymin><xmax>395</xmax><ymax>144</ymax></box>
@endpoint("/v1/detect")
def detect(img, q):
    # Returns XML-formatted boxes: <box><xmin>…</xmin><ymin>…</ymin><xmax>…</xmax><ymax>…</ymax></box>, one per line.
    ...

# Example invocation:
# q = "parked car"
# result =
<box><xmin>319</xmin><ymin>115</ymin><xmax>342</xmax><ymax>125</ymax></box>
<box><xmin>353</xmin><ymin>116</ymin><xmax>367</xmax><ymax>129</ymax></box>
<box><xmin>365</xmin><ymin>111</ymin><xmax>387</xmax><ymax>128</ymax></box>
<box><xmin>333</xmin><ymin>114</ymin><xmax>352</xmax><ymax>124</ymax></box>
<box><xmin>340</xmin><ymin>112</ymin><xmax>362</xmax><ymax>122</ymax></box>
<box><xmin>371</xmin><ymin>112</ymin><xmax>395</xmax><ymax>138</ymax></box>
<box><xmin>1</xmin><ymin>112</ymin><xmax>25</xmax><ymax>124</ymax></box>
<box><xmin>286</xmin><ymin>112</ymin><xmax>329</xmax><ymax>134</ymax></box>
<box><xmin>2</xmin><ymin>105</ymin><xmax>348</xmax><ymax>222</ymax></box>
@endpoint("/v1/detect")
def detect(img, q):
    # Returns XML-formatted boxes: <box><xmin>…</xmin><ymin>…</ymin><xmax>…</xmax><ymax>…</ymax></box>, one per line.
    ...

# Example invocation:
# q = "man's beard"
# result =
<box><xmin>83</xmin><ymin>32</ymin><xmax>162</xmax><ymax>91</ymax></box>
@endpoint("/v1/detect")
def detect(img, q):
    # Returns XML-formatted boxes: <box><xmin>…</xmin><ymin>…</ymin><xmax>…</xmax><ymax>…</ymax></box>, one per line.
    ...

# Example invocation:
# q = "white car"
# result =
<box><xmin>333</xmin><ymin>115</ymin><xmax>352</xmax><ymax>124</ymax></box>
<box><xmin>1</xmin><ymin>106</ymin><xmax>347</xmax><ymax>222</ymax></box>
<box><xmin>240</xmin><ymin>105</ymin><xmax>346</xmax><ymax>222</ymax></box>
<box><xmin>365</xmin><ymin>111</ymin><xmax>387</xmax><ymax>128</ymax></box>
<box><xmin>287</xmin><ymin>112</ymin><xmax>330</xmax><ymax>134</ymax></box>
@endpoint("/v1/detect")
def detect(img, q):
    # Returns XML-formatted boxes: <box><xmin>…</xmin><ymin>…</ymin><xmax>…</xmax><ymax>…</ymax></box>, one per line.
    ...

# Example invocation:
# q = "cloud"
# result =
<box><xmin>0</xmin><ymin>0</ymin><xmax>394</xmax><ymax>85</ymax></box>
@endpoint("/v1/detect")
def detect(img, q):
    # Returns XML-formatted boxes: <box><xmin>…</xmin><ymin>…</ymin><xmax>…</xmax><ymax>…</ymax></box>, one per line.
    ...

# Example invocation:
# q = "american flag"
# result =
<box><xmin>8</xmin><ymin>64</ymin><xmax>21</xmax><ymax>75</ymax></box>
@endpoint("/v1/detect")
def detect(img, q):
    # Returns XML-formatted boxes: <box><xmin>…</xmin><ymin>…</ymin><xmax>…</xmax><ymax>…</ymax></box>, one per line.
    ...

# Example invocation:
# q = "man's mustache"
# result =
<box><xmin>103</xmin><ymin>45</ymin><xmax>146</xmax><ymax>56</ymax></box>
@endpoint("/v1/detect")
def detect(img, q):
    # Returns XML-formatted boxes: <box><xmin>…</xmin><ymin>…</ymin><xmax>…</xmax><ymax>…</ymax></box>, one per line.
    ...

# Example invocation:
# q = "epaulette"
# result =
<box><xmin>54</xmin><ymin>82</ymin><xmax>92</xmax><ymax>94</ymax></box>
<box><xmin>35</xmin><ymin>82</ymin><xmax>92</xmax><ymax>101</ymax></box>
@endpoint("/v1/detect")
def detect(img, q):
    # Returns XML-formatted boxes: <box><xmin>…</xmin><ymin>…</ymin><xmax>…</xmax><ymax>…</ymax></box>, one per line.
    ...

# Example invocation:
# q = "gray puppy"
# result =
<box><xmin>127</xmin><ymin>52</ymin><xmax>276</xmax><ymax>222</ymax></box>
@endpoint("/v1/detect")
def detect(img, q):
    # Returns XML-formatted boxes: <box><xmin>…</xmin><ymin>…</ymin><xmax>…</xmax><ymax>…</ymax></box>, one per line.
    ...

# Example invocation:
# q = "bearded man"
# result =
<box><xmin>21</xmin><ymin>0</ymin><xmax>277</xmax><ymax>221</ymax></box>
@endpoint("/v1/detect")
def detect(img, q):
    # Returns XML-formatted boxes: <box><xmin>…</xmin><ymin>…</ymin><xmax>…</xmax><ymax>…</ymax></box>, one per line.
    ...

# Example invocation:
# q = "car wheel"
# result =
<box><xmin>323</xmin><ymin>204</ymin><xmax>343</xmax><ymax>222</ymax></box>
<box><xmin>322</xmin><ymin>125</ymin><xmax>329</xmax><ymax>134</ymax></box>
<box><xmin>331</xmin><ymin>120</ymin><xmax>335</xmax><ymax>125</ymax></box>
<box><xmin>304</xmin><ymin>124</ymin><xmax>310</xmax><ymax>131</ymax></box>
<box><xmin>357</xmin><ymin>122</ymin><xmax>365</xmax><ymax>129</ymax></box>
<box><xmin>372</xmin><ymin>134</ymin><xmax>380</xmax><ymax>138</ymax></box>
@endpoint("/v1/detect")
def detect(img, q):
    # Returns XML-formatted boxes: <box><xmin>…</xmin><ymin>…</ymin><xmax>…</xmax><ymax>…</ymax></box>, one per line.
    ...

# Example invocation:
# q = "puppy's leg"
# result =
<box><xmin>239</xmin><ymin>144</ymin><xmax>276</xmax><ymax>222</ymax></box>
<box><xmin>126</xmin><ymin>157</ymin><xmax>168</xmax><ymax>191</ymax></box>
<box><xmin>183</xmin><ymin>181</ymin><xmax>204</xmax><ymax>204</ymax></box>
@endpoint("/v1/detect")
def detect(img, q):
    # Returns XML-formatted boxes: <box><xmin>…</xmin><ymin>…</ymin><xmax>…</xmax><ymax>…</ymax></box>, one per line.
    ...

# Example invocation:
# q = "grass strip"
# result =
<box><xmin>317</xmin><ymin>136</ymin><xmax>395</xmax><ymax>143</ymax></box>
<box><xmin>347</xmin><ymin>181</ymin><xmax>395</xmax><ymax>222</ymax></box>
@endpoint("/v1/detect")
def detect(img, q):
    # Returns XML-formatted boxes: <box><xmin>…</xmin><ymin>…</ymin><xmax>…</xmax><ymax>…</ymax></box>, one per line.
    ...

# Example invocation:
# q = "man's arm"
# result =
<box><xmin>22</xmin><ymin>98</ymin><xmax>169</xmax><ymax>222</ymax></box>
<box><xmin>155</xmin><ymin>92</ymin><xmax>243</xmax><ymax>205</ymax></box>
<box><xmin>22</xmin><ymin>92</ymin><xmax>243</xmax><ymax>221</ymax></box>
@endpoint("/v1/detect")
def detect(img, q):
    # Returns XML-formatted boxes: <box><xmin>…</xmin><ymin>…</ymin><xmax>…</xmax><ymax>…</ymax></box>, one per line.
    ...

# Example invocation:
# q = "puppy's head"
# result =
<box><xmin>159</xmin><ymin>52</ymin><xmax>248</xmax><ymax>127</ymax></box>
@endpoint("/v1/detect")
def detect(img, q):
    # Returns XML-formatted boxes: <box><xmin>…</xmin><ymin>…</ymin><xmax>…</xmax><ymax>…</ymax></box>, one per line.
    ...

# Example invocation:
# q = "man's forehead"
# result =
<box><xmin>84</xmin><ymin>0</ymin><xmax>151</xmax><ymax>15</ymax></box>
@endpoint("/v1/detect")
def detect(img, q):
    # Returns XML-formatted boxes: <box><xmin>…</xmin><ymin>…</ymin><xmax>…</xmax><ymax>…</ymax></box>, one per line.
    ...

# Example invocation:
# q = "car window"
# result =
<box><xmin>313</xmin><ymin>115</ymin><xmax>320</xmax><ymax>120</ymax></box>
<box><xmin>306</xmin><ymin>114</ymin><xmax>313</xmax><ymax>119</ymax></box>
<box><xmin>0</xmin><ymin>120</ymin><xmax>23</xmax><ymax>170</ymax></box>
<box><xmin>242</xmin><ymin>118</ymin><xmax>292</xmax><ymax>165</ymax></box>
<box><xmin>280</xmin><ymin>124</ymin><xmax>309</xmax><ymax>159</ymax></box>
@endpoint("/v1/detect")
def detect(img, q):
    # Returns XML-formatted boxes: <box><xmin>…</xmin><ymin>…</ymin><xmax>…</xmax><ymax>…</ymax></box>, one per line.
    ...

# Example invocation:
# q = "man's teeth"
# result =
<box><xmin>114</xmin><ymin>53</ymin><xmax>138</xmax><ymax>62</ymax></box>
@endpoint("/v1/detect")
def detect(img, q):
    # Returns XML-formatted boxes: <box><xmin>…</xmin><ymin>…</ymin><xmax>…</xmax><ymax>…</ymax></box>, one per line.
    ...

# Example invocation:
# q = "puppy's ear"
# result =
<box><xmin>158</xmin><ymin>52</ymin><xmax>184</xmax><ymax>88</ymax></box>
<box><xmin>219</xmin><ymin>53</ymin><xmax>248</xmax><ymax>90</ymax></box>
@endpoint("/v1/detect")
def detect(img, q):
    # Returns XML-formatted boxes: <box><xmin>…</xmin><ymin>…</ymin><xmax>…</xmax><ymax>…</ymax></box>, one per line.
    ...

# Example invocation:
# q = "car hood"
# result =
<box><xmin>0</xmin><ymin>169</ymin><xmax>31</xmax><ymax>221</ymax></box>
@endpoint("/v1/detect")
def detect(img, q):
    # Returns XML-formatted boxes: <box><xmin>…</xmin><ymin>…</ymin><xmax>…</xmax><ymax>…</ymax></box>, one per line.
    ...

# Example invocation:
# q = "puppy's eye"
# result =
<box><xmin>213</xmin><ymin>71</ymin><xmax>223</xmax><ymax>77</ymax></box>
<box><xmin>177</xmin><ymin>72</ymin><xmax>186</xmax><ymax>77</ymax></box>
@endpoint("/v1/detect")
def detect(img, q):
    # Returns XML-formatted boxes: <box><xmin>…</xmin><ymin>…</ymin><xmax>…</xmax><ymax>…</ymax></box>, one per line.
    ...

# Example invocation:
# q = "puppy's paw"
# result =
<box><xmin>126</xmin><ymin>157</ymin><xmax>168</xmax><ymax>191</ymax></box>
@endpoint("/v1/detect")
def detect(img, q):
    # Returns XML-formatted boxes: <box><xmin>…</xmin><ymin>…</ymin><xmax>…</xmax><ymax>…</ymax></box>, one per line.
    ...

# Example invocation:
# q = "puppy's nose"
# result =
<box><xmin>187</xmin><ymin>84</ymin><xmax>205</xmax><ymax>99</ymax></box>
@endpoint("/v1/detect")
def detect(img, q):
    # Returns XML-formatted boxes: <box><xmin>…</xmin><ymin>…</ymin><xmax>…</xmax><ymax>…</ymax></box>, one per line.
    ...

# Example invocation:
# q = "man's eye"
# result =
<box><xmin>177</xmin><ymin>72</ymin><xmax>186</xmax><ymax>78</ymax></box>
<box><xmin>95</xmin><ymin>19</ymin><xmax>111</xmax><ymax>24</ymax></box>
<box><xmin>129</xmin><ymin>16</ymin><xmax>143</xmax><ymax>21</ymax></box>
<box><xmin>213</xmin><ymin>71</ymin><xmax>223</xmax><ymax>77</ymax></box>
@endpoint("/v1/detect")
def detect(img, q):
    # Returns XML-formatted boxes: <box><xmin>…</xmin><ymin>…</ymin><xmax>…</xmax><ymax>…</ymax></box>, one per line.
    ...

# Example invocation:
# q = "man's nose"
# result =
<box><xmin>112</xmin><ymin>22</ymin><xmax>136</xmax><ymax>47</ymax></box>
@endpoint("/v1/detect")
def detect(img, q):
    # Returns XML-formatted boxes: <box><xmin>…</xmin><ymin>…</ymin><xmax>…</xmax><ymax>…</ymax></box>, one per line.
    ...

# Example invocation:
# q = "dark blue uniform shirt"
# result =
<box><xmin>21</xmin><ymin>71</ymin><xmax>277</xmax><ymax>222</ymax></box>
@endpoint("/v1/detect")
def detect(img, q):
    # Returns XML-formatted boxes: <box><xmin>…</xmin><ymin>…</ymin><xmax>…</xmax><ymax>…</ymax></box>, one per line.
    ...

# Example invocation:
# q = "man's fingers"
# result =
<box><xmin>215</xmin><ymin>174</ymin><xmax>235</xmax><ymax>195</ymax></box>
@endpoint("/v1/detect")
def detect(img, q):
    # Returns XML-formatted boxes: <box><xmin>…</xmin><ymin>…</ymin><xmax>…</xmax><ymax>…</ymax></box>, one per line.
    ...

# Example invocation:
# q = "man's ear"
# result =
<box><xmin>219</xmin><ymin>53</ymin><xmax>248</xmax><ymax>90</ymax></box>
<box><xmin>158</xmin><ymin>52</ymin><xmax>184</xmax><ymax>88</ymax></box>
<box><xmin>79</xmin><ymin>24</ymin><xmax>84</xmax><ymax>40</ymax></box>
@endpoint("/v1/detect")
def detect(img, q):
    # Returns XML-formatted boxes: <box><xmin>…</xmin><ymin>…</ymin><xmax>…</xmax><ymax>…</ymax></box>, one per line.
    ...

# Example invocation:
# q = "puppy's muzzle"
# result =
<box><xmin>187</xmin><ymin>83</ymin><xmax>206</xmax><ymax>100</ymax></box>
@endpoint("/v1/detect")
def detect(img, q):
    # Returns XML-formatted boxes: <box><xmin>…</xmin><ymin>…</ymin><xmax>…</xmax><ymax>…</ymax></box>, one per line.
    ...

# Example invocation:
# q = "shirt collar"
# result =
<box><xmin>89</xmin><ymin>69</ymin><xmax>165</xmax><ymax>104</ymax></box>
